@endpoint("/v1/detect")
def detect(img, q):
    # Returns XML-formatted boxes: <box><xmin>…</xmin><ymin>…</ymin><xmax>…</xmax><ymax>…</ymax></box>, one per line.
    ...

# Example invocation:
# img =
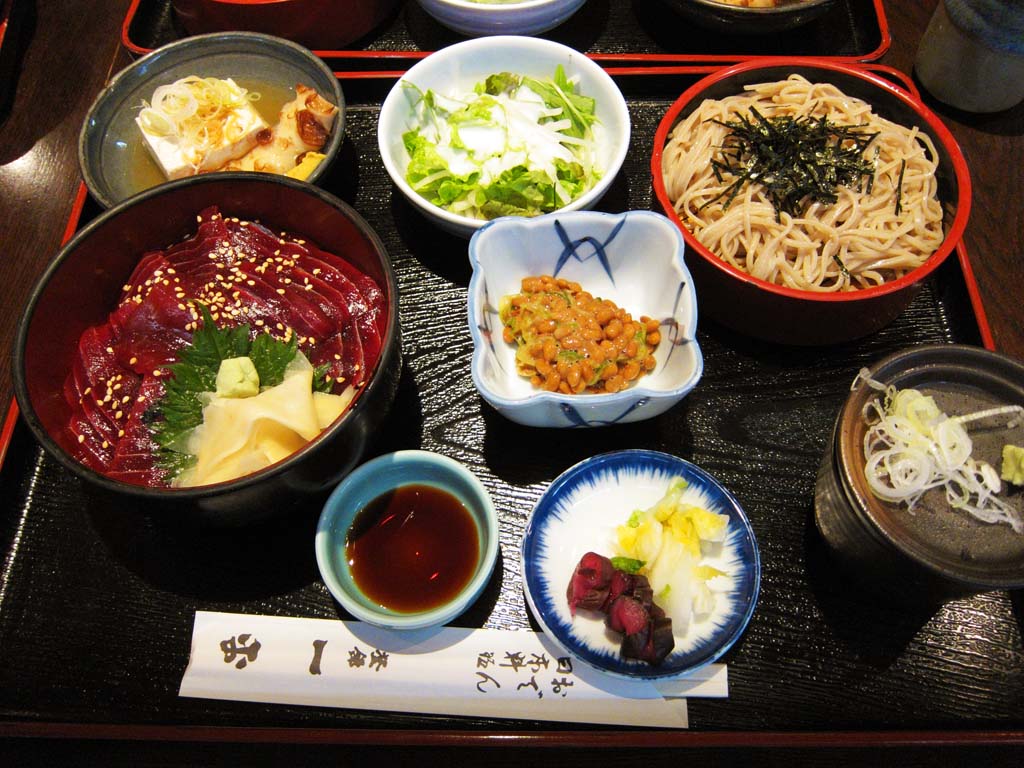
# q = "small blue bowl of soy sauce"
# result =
<box><xmin>315</xmin><ymin>450</ymin><xmax>500</xmax><ymax>630</ymax></box>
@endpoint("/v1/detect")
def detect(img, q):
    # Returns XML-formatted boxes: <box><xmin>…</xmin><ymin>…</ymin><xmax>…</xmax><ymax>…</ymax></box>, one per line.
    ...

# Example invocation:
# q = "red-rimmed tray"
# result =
<box><xmin>0</xmin><ymin>0</ymin><xmax>17</xmax><ymax>108</ymax></box>
<box><xmin>1</xmin><ymin>64</ymin><xmax>1021</xmax><ymax>749</ymax></box>
<box><xmin>121</xmin><ymin>0</ymin><xmax>891</xmax><ymax>67</ymax></box>
<box><xmin>0</xmin><ymin>0</ymin><xmax>11</xmax><ymax>53</ymax></box>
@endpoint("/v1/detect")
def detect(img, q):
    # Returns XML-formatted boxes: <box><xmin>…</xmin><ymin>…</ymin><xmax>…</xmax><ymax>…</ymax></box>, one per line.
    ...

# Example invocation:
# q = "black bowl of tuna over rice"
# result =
<box><xmin>13</xmin><ymin>174</ymin><xmax>401</xmax><ymax>525</ymax></box>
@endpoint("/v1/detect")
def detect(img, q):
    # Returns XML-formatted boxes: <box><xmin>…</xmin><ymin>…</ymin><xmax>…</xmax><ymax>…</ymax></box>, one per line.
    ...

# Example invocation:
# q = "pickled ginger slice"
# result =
<box><xmin>175</xmin><ymin>353</ymin><xmax>340</xmax><ymax>487</ymax></box>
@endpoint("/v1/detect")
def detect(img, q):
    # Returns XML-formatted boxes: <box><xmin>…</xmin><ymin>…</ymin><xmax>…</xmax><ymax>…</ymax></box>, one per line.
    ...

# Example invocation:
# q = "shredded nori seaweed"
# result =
<box><xmin>700</xmin><ymin>108</ymin><xmax>880</xmax><ymax>222</ymax></box>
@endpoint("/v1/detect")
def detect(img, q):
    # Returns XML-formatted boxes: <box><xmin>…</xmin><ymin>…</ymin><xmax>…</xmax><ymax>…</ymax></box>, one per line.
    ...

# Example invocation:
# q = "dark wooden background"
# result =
<box><xmin>0</xmin><ymin>0</ymin><xmax>1022</xmax><ymax>765</ymax></box>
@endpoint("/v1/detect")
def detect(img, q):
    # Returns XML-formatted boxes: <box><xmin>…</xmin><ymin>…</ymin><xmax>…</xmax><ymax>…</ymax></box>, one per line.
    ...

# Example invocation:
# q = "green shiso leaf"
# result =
<box><xmin>149</xmin><ymin>302</ymin><xmax>299</xmax><ymax>478</ymax></box>
<box><xmin>312</xmin><ymin>363</ymin><xmax>333</xmax><ymax>394</ymax></box>
<box><xmin>249</xmin><ymin>331</ymin><xmax>298</xmax><ymax>389</ymax></box>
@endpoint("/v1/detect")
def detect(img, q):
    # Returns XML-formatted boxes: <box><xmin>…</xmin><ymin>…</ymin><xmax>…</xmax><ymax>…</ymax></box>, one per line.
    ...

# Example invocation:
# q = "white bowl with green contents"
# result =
<box><xmin>377</xmin><ymin>35</ymin><xmax>630</xmax><ymax>238</ymax></box>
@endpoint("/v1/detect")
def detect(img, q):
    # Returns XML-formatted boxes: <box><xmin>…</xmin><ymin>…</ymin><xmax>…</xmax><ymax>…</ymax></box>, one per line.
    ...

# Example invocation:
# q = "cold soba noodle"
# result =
<box><xmin>661</xmin><ymin>75</ymin><xmax>944</xmax><ymax>291</ymax></box>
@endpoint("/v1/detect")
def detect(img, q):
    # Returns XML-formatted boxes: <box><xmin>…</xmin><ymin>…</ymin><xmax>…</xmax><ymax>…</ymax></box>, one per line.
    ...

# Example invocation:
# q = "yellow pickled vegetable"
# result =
<box><xmin>612</xmin><ymin>477</ymin><xmax>731</xmax><ymax>632</ymax></box>
<box><xmin>1002</xmin><ymin>445</ymin><xmax>1024</xmax><ymax>486</ymax></box>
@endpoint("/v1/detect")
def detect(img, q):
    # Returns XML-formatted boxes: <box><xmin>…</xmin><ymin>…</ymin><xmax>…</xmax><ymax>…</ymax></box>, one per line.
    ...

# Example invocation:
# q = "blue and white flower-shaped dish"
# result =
<box><xmin>521</xmin><ymin>449</ymin><xmax>760</xmax><ymax>680</ymax></box>
<box><xmin>468</xmin><ymin>210</ymin><xmax>703</xmax><ymax>428</ymax></box>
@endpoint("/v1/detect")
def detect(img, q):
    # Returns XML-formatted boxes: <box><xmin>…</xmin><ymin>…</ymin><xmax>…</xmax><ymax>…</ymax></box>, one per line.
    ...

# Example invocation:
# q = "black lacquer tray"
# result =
<box><xmin>121</xmin><ymin>0</ymin><xmax>890</xmax><ymax>66</ymax></box>
<box><xmin>1</xmin><ymin>67</ymin><xmax>1022</xmax><ymax>747</ymax></box>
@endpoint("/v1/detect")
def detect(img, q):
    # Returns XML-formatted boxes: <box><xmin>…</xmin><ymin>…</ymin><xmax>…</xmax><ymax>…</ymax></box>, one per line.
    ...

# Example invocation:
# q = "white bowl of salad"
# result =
<box><xmin>378</xmin><ymin>35</ymin><xmax>630</xmax><ymax>238</ymax></box>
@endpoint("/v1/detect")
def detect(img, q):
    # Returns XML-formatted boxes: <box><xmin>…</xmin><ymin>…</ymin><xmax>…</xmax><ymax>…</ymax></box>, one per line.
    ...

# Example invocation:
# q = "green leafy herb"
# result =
<box><xmin>312</xmin><ymin>363</ymin><xmax>333</xmax><ymax>394</ymax></box>
<box><xmin>611</xmin><ymin>556</ymin><xmax>646</xmax><ymax>574</ymax></box>
<box><xmin>249</xmin><ymin>331</ymin><xmax>297</xmax><ymax>389</ymax></box>
<box><xmin>522</xmin><ymin>65</ymin><xmax>597</xmax><ymax>139</ymax></box>
<box><xmin>149</xmin><ymin>303</ymin><xmax>300</xmax><ymax>476</ymax></box>
<box><xmin>702</xmin><ymin>108</ymin><xmax>879</xmax><ymax>221</ymax></box>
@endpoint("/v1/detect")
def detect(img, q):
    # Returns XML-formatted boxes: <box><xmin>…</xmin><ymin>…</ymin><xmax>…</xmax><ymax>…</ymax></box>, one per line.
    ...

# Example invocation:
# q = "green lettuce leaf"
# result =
<box><xmin>522</xmin><ymin>65</ymin><xmax>597</xmax><ymax>139</ymax></box>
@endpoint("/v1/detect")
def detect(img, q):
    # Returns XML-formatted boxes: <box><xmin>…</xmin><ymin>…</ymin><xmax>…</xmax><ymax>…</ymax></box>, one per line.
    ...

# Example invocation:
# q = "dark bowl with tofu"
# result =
<box><xmin>78</xmin><ymin>31</ymin><xmax>345</xmax><ymax>209</ymax></box>
<box><xmin>13</xmin><ymin>174</ymin><xmax>401</xmax><ymax>525</ymax></box>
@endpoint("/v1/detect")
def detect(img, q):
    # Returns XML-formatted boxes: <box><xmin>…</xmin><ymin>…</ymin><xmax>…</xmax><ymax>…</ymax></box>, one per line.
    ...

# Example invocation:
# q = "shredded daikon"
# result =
<box><xmin>854</xmin><ymin>368</ymin><xmax>1024</xmax><ymax>533</ymax></box>
<box><xmin>138</xmin><ymin>76</ymin><xmax>261</xmax><ymax>169</ymax></box>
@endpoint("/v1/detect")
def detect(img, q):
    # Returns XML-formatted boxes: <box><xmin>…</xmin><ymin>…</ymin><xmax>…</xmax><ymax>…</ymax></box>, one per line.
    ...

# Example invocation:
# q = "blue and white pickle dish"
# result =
<box><xmin>377</xmin><ymin>35</ymin><xmax>630</xmax><ymax>238</ymax></box>
<box><xmin>521</xmin><ymin>450</ymin><xmax>761</xmax><ymax>680</ymax></box>
<box><xmin>415</xmin><ymin>0</ymin><xmax>589</xmax><ymax>37</ymax></box>
<box><xmin>468</xmin><ymin>210</ymin><xmax>703</xmax><ymax>428</ymax></box>
<box><xmin>315</xmin><ymin>450</ymin><xmax>500</xmax><ymax>631</ymax></box>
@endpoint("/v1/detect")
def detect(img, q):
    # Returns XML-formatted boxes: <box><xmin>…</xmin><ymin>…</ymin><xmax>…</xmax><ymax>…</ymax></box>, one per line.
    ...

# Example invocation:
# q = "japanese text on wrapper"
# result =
<box><xmin>218</xmin><ymin>634</ymin><xmax>578</xmax><ymax>698</ymax></box>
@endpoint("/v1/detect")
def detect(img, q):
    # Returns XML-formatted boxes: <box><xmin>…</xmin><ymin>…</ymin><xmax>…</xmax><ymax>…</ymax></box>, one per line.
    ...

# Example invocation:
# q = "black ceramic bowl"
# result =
<box><xmin>815</xmin><ymin>344</ymin><xmax>1024</xmax><ymax>592</ymax></box>
<box><xmin>660</xmin><ymin>0</ymin><xmax>837</xmax><ymax>34</ymax></box>
<box><xmin>13</xmin><ymin>174</ymin><xmax>401</xmax><ymax>525</ymax></box>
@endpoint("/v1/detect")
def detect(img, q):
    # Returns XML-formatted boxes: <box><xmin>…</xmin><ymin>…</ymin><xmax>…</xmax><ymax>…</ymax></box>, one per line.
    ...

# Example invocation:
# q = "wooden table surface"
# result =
<box><xmin>0</xmin><ymin>1</ymin><xmax>1022</xmax><ymax>765</ymax></box>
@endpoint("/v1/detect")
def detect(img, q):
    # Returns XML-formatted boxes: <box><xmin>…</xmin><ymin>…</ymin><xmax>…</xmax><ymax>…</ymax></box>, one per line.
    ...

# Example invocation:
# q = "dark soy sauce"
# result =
<box><xmin>346</xmin><ymin>484</ymin><xmax>480</xmax><ymax>613</ymax></box>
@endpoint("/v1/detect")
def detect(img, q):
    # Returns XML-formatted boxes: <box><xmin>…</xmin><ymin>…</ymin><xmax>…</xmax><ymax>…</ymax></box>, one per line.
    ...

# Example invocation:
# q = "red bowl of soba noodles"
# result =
<box><xmin>651</xmin><ymin>59</ymin><xmax>971</xmax><ymax>346</ymax></box>
<box><xmin>12</xmin><ymin>174</ymin><xmax>402</xmax><ymax>525</ymax></box>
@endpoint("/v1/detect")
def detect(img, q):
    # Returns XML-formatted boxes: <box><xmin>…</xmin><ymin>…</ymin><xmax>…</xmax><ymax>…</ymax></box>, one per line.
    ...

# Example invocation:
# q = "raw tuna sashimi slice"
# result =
<box><xmin>66</xmin><ymin>411</ymin><xmax>115</xmax><ymax>470</ymax></box>
<box><xmin>289</xmin><ymin>263</ymin><xmax>381</xmax><ymax>371</ymax></box>
<box><xmin>308</xmin><ymin>242</ymin><xmax>387</xmax><ymax>337</ymax></box>
<box><xmin>109</xmin><ymin>376</ymin><xmax>166</xmax><ymax>482</ymax></box>
<box><xmin>110</xmin><ymin>283</ymin><xmax>195</xmax><ymax>372</ymax></box>
<box><xmin>70</xmin><ymin>325</ymin><xmax>140</xmax><ymax>448</ymax></box>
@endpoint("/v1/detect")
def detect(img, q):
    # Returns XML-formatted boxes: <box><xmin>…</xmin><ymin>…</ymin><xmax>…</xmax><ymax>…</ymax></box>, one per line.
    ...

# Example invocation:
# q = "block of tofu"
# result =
<box><xmin>135</xmin><ymin>82</ymin><xmax>270</xmax><ymax>180</ymax></box>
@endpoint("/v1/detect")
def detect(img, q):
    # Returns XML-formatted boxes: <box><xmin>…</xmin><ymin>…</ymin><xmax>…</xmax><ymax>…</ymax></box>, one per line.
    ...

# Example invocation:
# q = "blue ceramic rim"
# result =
<box><xmin>520</xmin><ymin>448</ymin><xmax>761</xmax><ymax>680</ymax></box>
<box><xmin>315</xmin><ymin>450</ymin><xmax>499</xmax><ymax>630</ymax></box>
<box><xmin>467</xmin><ymin>210</ymin><xmax>704</xmax><ymax>411</ymax></box>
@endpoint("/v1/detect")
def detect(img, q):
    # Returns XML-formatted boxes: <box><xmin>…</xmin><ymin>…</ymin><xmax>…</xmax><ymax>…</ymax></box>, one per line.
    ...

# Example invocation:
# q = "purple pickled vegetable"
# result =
<box><xmin>620</xmin><ymin>623</ymin><xmax>650</xmax><ymax>660</ymax></box>
<box><xmin>566</xmin><ymin>552</ymin><xmax>676</xmax><ymax>666</ymax></box>
<box><xmin>630</xmin><ymin>575</ymin><xmax>654</xmax><ymax>612</ymax></box>
<box><xmin>601</xmin><ymin>569</ymin><xmax>635</xmax><ymax>612</ymax></box>
<box><xmin>566</xmin><ymin>552</ymin><xmax>614</xmax><ymax>615</ymax></box>
<box><xmin>621</xmin><ymin>616</ymin><xmax>675</xmax><ymax>666</ymax></box>
<box><xmin>647</xmin><ymin>616</ymin><xmax>675</xmax><ymax>664</ymax></box>
<box><xmin>606</xmin><ymin>595</ymin><xmax>650</xmax><ymax>636</ymax></box>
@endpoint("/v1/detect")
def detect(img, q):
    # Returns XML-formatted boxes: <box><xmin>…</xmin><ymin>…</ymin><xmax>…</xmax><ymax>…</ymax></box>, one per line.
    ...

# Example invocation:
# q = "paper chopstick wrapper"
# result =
<box><xmin>180</xmin><ymin>611</ymin><xmax>728</xmax><ymax>729</ymax></box>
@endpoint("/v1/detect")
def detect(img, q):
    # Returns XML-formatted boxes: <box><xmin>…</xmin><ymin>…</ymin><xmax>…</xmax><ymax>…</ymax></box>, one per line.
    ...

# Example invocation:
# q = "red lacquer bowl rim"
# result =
<box><xmin>650</xmin><ymin>57</ymin><xmax>972</xmax><ymax>305</ymax></box>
